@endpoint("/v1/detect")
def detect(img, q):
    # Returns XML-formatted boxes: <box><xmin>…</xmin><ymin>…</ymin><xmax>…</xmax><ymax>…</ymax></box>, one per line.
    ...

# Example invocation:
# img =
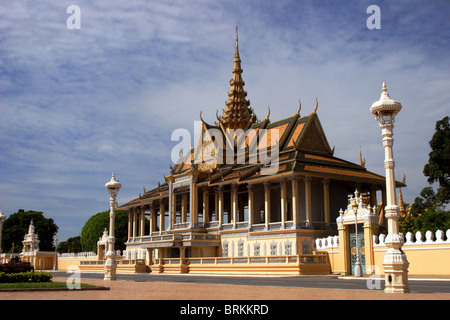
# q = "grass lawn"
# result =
<box><xmin>0</xmin><ymin>282</ymin><xmax>98</xmax><ymax>289</ymax></box>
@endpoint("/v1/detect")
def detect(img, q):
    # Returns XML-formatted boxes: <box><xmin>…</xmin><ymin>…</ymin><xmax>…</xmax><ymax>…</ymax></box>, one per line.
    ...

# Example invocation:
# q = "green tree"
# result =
<box><xmin>57</xmin><ymin>236</ymin><xmax>82</xmax><ymax>253</ymax></box>
<box><xmin>410</xmin><ymin>187</ymin><xmax>438</xmax><ymax>215</ymax></box>
<box><xmin>1</xmin><ymin>209</ymin><xmax>58</xmax><ymax>253</ymax></box>
<box><xmin>423</xmin><ymin>116</ymin><xmax>450</xmax><ymax>206</ymax></box>
<box><xmin>402</xmin><ymin>116</ymin><xmax>450</xmax><ymax>234</ymax></box>
<box><xmin>80</xmin><ymin>210</ymin><xmax>131</xmax><ymax>252</ymax></box>
<box><xmin>410</xmin><ymin>116</ymin><xmax>450</xmax><ymax>215</ymax></box>
<box><xmin>400</xmin><ymin>208</ymin><xmax>450</xmax><ymax>235</ymax></box>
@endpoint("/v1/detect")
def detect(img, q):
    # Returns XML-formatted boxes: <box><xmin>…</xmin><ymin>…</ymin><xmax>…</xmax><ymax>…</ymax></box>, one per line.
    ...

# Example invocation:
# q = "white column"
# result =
<box><xmin>280</xmin><ymin>180</ymin><xmax>287</xmax><ymax>229</ymax></box>
<box><xmin>381</xmin><ymin>122</ymin><xmax>409</xmax><ymax>293</ymax></box>
<box><xmin>291</xmin><ymin>177</ymin><xmax>299</xmax><ymax>228</ymax></box>
<box><xmin>132</xmin><ymin>207</ymin><xmax>137</xmax><ymax>239</ymax></box>
<box><xmin>304</xmin><ymin>176</ymin><xmax>312</xmax><ymax>227</ymax></box>
<box><xmin>247</xmin><ymin>184</ymin><xmax>254</xmax><ymax>228</ymax></box>
<box><xmin>159</xmin><ymin>201</ymin><xmax>165</xmax><ymax>234</ymax></box>
<box><xmin>264</xmin><ymin>181</ymin><xmax>271</xmax><ymax>230</ymax></box>
<box><xmin>168</xmin><ymin>180</ymin><xmax>173</xmax><ymax>230</ymax></box>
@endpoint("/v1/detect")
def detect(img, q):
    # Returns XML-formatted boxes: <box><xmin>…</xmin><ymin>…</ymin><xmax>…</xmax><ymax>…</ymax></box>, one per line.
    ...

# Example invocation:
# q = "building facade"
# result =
<box><xmin>116</xmin><ymin>31</ymin><xmax>396</xmax><ymax>275</ymax></box>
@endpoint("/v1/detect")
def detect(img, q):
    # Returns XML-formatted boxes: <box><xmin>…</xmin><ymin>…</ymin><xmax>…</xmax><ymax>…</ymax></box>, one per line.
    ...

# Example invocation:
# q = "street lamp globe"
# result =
<box><xmin>370</xmin><ymin>82</ymin><xmax>402</xmax><ymax>126</ymax></box>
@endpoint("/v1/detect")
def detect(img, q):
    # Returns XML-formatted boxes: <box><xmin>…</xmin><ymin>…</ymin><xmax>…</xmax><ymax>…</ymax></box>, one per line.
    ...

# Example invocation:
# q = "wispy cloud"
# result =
<box><xmin>0</xmin><ymin>0</ymin><xmax>449</xmax><ymax>240</ymax></box>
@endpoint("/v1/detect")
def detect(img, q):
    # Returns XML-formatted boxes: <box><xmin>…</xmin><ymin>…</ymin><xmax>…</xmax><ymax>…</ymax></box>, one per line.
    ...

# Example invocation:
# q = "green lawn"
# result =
<box><xmin>0</xmin><ymin>281</ymin><xmax>98</xmax><ymax>289</ymax></box>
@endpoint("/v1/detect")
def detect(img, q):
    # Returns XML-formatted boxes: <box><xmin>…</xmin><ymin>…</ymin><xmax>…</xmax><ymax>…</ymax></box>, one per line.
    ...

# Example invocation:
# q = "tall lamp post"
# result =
<box><xmin>352</xmin><ymin>191</ymin><xmax>362</xmax><ymax>277</ymax></box>
<box><xmin>53</xmin><ymin>237</ymin><xmax>58</xmax><ymax>271</ymax></box>
<box><xmin>0</xmin><ymin>210</ymin><xmax>5</xmax><ymax>258</ymax></box>
<box><xmin>370</xmin><ymin>82</ymin><xmax>409</xmax><ymax>293</ymax></box>
<box><xmin>104</xmin><ymin>172</ymin><xmax>121</xmax><ymax>281</ymax></box>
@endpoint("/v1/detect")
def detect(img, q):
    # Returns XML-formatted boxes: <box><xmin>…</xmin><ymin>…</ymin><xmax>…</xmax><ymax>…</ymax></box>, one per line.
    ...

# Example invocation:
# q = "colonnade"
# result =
<box><xmin>125</xmin><ymin>174</ymin><xmax>370</xmax><ymax>241</ymax></box>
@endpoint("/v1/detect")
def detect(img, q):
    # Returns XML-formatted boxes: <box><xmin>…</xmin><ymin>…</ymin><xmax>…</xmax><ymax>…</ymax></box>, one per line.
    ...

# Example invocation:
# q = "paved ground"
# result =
<box><xmin>1</xmin><ymin>272</ymin><xmax>449</xmax><ymax>301</ymax></box>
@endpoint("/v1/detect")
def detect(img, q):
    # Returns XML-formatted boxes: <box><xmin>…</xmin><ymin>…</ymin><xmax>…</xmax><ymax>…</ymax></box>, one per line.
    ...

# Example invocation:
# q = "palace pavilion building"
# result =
<box><xmin>118</xmin><ymin>31</ymin><xmax>397</xmax><ymax>275</ymax></box>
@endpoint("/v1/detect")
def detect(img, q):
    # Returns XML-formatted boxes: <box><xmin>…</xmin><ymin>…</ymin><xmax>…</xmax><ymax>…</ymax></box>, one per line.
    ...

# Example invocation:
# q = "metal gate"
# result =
<box><xmin>349</xmin><ymin>224</ymin><xmax>365</xmax><ymax>275</ymax></box>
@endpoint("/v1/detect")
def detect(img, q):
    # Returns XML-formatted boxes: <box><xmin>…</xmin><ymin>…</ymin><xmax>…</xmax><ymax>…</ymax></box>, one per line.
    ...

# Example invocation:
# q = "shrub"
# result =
<box><xmin>0</xmin><ymin>271</ymin><xmax>52</xmax><ymax>283</ymax></box>
<box><xmin>0</xmin><ymin>259</ymin><xmax>34</xmax><ymax>273</ymax></box>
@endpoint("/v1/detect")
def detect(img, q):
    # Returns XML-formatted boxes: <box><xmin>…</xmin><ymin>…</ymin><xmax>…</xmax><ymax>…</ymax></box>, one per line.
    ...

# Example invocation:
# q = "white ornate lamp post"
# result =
<box><xmin>0</xmin><ymin>210</ymin><xmax>6</xmax><ymax>255</ymax></box>
<box><xmin>53</xmin><ymin>237</ymin><xmax>58</xmax><ymax>271</ymax></box>
<box><xmin>370</xmin><ymin>82</ymin><xmax>409</xmax><ymax>293</ymax></box>
<box><xmin>104</xmin><ymin>172</ymin><xmax>121</xmax><ymax>281</ymax></box>
<box><xmin>352</xmin><ymin>191</ymin><xmax>362</xmax><ymax>277</ymax></box>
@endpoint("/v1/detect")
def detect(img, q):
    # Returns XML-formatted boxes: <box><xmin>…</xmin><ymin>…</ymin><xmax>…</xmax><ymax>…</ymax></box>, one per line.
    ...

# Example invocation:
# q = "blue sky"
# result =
<box><xmin>1</xmin><ymin>0</ymin><xmax>449</xmax><ymax>241</ymax></box>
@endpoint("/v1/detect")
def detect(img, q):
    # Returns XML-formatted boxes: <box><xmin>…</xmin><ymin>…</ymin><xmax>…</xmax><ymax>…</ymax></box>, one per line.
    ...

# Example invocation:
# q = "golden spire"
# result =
<box><xmin>359</xmin><ymin>145</ymin><xmax>366</xmax><ymax>168</ymax></box>
<box><xmin>398</xmin><ymin>174</ymin><xmax>407</xmax><ymax>217</ymax></box>
<box><xmin>218</xmin><ymin>27</ymin><xmax>256</xmax><ymax>131</ymax></box>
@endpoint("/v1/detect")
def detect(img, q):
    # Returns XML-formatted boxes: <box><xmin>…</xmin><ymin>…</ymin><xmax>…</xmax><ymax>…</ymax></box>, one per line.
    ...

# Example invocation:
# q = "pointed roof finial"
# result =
<box><xmin>313</xmin><ymin>98</ymin><xmax>318</xmax><ymax>113</ymax></box>
<box><xmin>382</xmin><ymin>81</ymin><xmax>387</xmax><ymax>92</ymax></box>
<box><xmin>235</xmin><ymin>26</ymin><xmax>239</xmax><ymax>57</ymax></box>
<box><xmin>359</xmin><ymin>145</ymin><xmax>366</xmax><ymax>167</ymax></box>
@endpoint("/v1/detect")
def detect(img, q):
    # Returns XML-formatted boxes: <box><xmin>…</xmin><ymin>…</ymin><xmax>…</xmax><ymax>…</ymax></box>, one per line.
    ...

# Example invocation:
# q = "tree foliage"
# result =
<box><xmin>400</xmin><ymin>207</ymin><xmax>450</xmax><ymax>235</ymax></box>
<box><xmin>403</xmin><ymin>116</ymin><xmax>450</xmax><ymax>235</ymax></box>
<box><xmin>80</xmin><ymin>210</ymin><xmax>129</xmax><ymax>252</ymax></box>
<box><xmin>1</xmin><ymin>210</ymin><xmax>58</xmax><ymax>253</ymax></box>
<box><xmin>57</xmin><ymin>236</ymin><xmax>82</xmax><ymax>254</ymax></box>
<box><xmin>423</xmin><ymin>116</ymin><xmax>450</xmax><ymax>206</ymax></box>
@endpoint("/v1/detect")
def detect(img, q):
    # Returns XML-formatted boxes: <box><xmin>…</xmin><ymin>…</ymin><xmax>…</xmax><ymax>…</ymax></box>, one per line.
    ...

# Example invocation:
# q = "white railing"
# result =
<box><xmin>373</xmin><ymin>229</ymin><xmax>450</xmax><ymax>246</ymax></box>
<box><xmin>59</xmin><ymin>250</ymin><xmax>126</xmax><ymax>258</ymax></box>
<box><xmin>315</xmin><ymin>229</ymin><xmax>450</xmax><ymax>250</ymax></box>
<box><xmin>315</xmin><ymin>236</ymin><xmax>339</xmax><ymax>250</ymax></box>
<box><xmin>58</xmin><ymin>252</ymin><xmax>96</xmax><ymax>258</ymax></box>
